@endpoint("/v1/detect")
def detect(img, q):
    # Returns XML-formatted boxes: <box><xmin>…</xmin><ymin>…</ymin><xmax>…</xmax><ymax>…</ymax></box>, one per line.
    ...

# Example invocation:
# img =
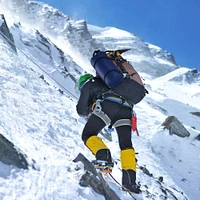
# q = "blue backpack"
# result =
<box><xmin>90</xmin><ymin>49</ymin><xmax>147</xmax><ymax>105</ymax></box>
<box><xmin>90</xmin><ymin>49</ymin><xmax>130</xmax><ymax>88</ymax></box>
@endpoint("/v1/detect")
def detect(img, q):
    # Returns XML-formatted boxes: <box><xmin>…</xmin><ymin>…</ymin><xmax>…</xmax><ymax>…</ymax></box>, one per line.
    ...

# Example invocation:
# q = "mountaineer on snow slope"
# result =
<box><xmin>76</xmin><ymin>49</ymin><xmax>147</xmax><ymax>193</ymax></box>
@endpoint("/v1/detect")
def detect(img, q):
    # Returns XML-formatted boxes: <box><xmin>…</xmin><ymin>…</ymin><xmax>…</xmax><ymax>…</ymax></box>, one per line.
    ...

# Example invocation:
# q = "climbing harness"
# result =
<box><xmin>92</xmin><ymin>97</ymin><xmax>132</xmax><ymax>128</ymax></box>
<box><xmin>93</xmin><ymin>99</ymin><xmax>111</xmax><ymax>126</ymax></box>
<box><xmin>92</xmin><ymin>96</ymin><xmax>140</xmax><ymax>136</ymax></box>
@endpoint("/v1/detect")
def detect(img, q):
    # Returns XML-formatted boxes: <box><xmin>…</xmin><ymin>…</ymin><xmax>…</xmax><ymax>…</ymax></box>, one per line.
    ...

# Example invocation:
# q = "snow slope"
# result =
<box><xmin>0</xmin><ymin>1</ymin><xmax>200</xmax><ymax>200</ymax></box>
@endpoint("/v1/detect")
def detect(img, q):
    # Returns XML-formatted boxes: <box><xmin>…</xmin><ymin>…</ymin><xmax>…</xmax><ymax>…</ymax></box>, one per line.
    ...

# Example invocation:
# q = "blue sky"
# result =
<box><xmin>36</xmin><ymin>0</ymin><xmax>200</xmax><ymax>71</ymax></box>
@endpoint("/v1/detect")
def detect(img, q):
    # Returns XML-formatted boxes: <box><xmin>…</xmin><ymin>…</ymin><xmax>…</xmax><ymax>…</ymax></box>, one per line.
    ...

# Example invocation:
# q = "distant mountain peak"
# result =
<box><xmin>169</xmin><ymin>68</ymin><xmax>200</xmax><ymax>84</ymax></box>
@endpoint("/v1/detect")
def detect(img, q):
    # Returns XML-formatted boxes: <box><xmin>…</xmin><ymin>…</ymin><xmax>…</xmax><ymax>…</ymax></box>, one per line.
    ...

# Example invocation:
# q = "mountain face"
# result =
<box><xmin>0</xmin><ymin>1</ymin><xmax>200</xmax><ymax>200</ymax></box>
<box><xmin>0</xmin><ymin>0</ymin><xmax>180</xmax><ymax>78</ymax></box>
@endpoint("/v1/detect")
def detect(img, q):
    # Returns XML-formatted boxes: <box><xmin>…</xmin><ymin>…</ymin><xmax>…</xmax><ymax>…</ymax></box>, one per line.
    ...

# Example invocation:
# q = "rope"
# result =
<box><xmin>108</xmin><ymin>173</ymin><xmax>137</xmax><ymax>200</ymax></box>
<box><xmin>0</xmin><ymin>30</ymin><xmax>78</xmax><ymax>100</ymax></box>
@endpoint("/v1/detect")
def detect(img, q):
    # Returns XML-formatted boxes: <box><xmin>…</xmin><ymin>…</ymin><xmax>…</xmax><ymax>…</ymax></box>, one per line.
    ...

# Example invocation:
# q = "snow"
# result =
<box><xmin>154</xmin><ymin>57</ymin><xmax>177</xmax><ymax>66</ymax></box>
<box><xmin>152</xmin><ymin>128</ymin><xmax>200</xmax><ymax>195</ymax></box>
<box><xmin>146</xmin><ymin>43</ymin><xmax>162</xmax><ymax>51</ymax></box>
<box><xmin>91</xmin><ymin>26</ymin><xmax>135</xmax><ymax>39</ymax></box>
<box><xmin>87</xmin><ymin>24</ymin><xmax>109</xmax><ymax>33</ymax></box>
<box><xmin>149</xmin><ymin>68</ymin><xmax>200</xmax><ymax>109</ymax></box>
<box><xmin>0</xmin><ymin>1</ymin><xmax>200</xmax><ymax>200</ymax></box>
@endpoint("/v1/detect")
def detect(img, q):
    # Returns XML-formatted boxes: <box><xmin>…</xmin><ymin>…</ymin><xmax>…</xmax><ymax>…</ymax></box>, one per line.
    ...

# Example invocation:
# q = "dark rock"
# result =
<box><xmin>139</xmin><ymin>165</ymin><xmax>153</xmax><ymax>177</ymax></box>
<box><xmin>0</xmin><ymin>133</ymin><xmax>28</xmax><ymax>169</ymax></box>
<box><xmin>73</xmin><ymin>153</ymin><xmax>121</xmax><ymax>200</ymax></box>
<box><xmin>190</xmin><ymin>112</ymin><xmax>200</xmax><ymax>117</ymax></box>
<box><xmin>0</xmin><ymin>14</ymin><xmax>16</xmax><ymax>52</ymax></box>
<box><xmin>195</xmin><ymin>134</ymin><xmax>200</xmax><ymax>141</ymax></box>
<box><xmin>161</xmin><ymin>116</ymin><xmax>190</xmax><ymax>137</ymax></box>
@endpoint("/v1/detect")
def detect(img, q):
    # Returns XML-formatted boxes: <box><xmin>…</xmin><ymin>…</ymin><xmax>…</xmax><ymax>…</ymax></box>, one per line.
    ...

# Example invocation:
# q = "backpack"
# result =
<box><xmin>90</xmin><ymin>49</ymin><xmax>147</xmax><ymax>105</ymax></box>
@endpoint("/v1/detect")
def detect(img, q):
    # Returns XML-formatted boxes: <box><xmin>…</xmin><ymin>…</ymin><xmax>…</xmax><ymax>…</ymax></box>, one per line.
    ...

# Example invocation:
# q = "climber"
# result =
<box><xmin>76</xmin><ymin>51</ymin><xmax>146</xmax><ymax>193</ymax></box>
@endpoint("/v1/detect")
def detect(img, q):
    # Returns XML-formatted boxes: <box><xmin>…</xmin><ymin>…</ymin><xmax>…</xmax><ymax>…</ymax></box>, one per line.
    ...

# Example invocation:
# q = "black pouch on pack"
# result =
<box><xmin>113</xmin><ymin>78</ymin><xmax>146</xmax><ymax>104</ymax></box>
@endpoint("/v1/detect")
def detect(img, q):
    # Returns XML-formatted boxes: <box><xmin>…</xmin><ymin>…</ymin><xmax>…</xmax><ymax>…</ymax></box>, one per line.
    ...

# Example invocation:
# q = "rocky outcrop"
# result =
<box><xmin>0</xmin><ymin>133</ymin><xmax>29</xmax><ymax>169</ymax></box>
<box><xmin>190</xmin><ymin>112</ymin><xmax>200</xmax><ymax>117</ymax></box>
<box><xmin>0</xmin><ymin>14</ymin><xmax>16</xmax><ymax>51</ymax></box>
<box><xmin>73</xmin><ymin>153</ymin><xmax>120</xmax><ymax>200</ymax></box>
<box><xmin>195</xmin><ymin>134</ymin><xmax>200</xmax><ymax>141</ymax></box>
<box><xmin>161</xmin><ymin>116</ymin><xmax>190</xmax><ymax>137</ymax></box>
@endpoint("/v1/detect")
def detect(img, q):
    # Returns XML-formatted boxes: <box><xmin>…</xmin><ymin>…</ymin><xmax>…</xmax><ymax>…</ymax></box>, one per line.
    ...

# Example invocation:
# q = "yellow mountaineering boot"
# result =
<box><xmin>120</xmin><ymin>148</ymin><xmax>141</xmax><ymax>194</ymax></box>
<box><xmin>86</xmin><ymin>135</ymin><xmax>113</xmax><ymax>173</ymax></box>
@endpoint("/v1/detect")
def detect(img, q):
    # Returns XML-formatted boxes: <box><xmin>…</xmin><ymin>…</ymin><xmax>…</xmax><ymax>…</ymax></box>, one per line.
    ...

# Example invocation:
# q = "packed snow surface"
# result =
<box><xmin>0</xmin><ymin>1</ymin><xmax>199</xmax><ymax>200</ymax></box>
